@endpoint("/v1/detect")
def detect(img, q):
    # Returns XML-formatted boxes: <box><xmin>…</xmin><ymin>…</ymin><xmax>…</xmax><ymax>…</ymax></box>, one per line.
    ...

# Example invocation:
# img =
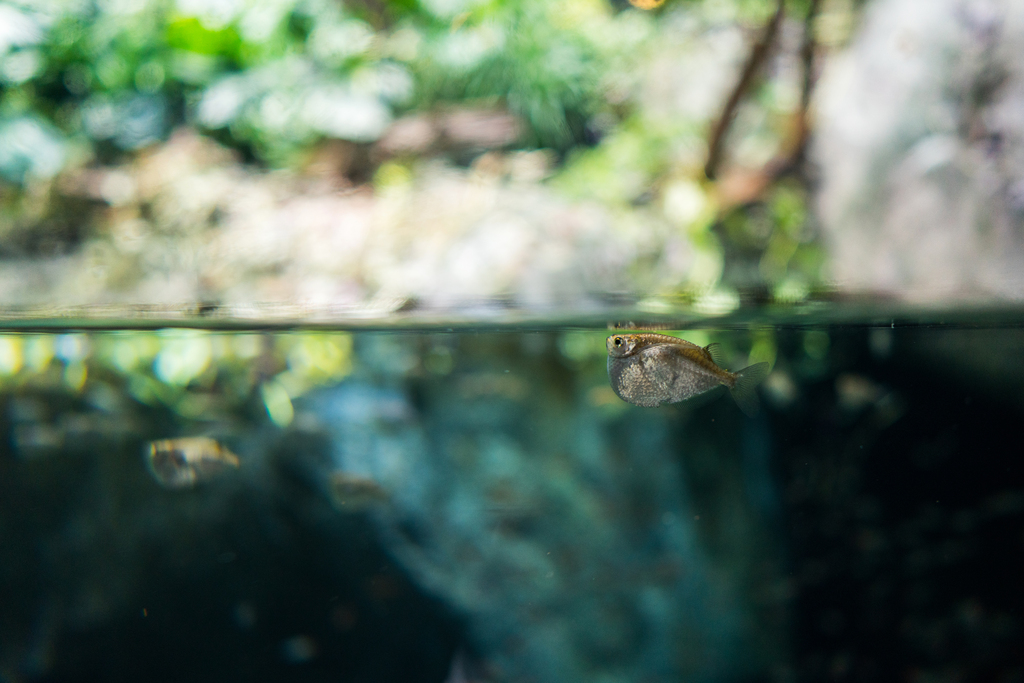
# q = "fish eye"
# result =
<box><xmin>614</xmin><ymin>337</ymin><xmax>622</xmax><ymax>346</ymax></box>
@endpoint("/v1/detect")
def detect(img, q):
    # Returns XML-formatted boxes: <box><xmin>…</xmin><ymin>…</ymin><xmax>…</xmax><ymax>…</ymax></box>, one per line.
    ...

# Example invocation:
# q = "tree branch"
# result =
<box><xmin>704</xmin><ymin>0</ymin><xmax>785</xmax><ymax>181</ymax></box>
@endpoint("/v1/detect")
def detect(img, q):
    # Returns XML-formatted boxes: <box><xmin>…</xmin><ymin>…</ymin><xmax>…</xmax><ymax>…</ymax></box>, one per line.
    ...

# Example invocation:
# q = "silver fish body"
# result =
<box><xmin>608</xmin><ymin>341</ymin><xmax>722</xmax><ymax>407</ymax></box>
<box><xmin>606</xmin><ymin>333</ymin><xmax>769</xmax><ymax>413</ymax></box>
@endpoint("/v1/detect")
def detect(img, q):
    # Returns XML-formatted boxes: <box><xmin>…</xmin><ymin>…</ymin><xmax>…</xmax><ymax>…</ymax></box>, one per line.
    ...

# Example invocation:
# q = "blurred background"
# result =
<box><xmin>4</xmin><ymin>0</ymin><xmax>1022</xmax><ymax>318</ymax></box>
<box><xmin>4</xmin><ymin>2</ymin><xmax>1024</xmax><ymax>683</ymax></box>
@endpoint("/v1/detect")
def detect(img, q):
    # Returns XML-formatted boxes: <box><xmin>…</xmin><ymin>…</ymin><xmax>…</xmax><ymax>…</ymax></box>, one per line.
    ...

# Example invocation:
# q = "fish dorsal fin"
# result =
<box><xmin>703</xmin><ymin>343</ymin><xmax>724</xmax><ymax>365</ymax></box>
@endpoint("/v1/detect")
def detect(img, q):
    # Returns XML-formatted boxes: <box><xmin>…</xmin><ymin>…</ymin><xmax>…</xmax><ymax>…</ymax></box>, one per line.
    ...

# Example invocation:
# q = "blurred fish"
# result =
<box><xmin>607</xmin><ymin>333</ymin><xmax>770</xmax><ymax>414</ymax></box>
<box><xmin>608</xmin><ymin>320</ymin><xmax>674</xmax><ymax>331</ymax></box>
<box><xmin>328</xmin><ymin>472</ymin><xmax>389</xmax><ymax>511</ymax></box>
<box><xmin>146</xmin><ymin>437</ymin><xmax>240</xmax><ymax>489</ymax></box>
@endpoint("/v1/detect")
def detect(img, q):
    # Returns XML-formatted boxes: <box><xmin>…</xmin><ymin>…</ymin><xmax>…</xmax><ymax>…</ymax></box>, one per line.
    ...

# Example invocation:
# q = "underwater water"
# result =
<box><xmin>0</xmin><ymin>316</ymin><xmax>1022</xmax><ymax>683</ymax></box>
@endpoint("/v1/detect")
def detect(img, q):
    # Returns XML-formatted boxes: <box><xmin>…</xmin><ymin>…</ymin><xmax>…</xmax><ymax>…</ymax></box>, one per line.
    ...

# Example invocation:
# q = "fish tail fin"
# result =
<box><xmin>729</xmin><ymin>362</ymin><xmax>770</xmax><ymax>417</ymax></box>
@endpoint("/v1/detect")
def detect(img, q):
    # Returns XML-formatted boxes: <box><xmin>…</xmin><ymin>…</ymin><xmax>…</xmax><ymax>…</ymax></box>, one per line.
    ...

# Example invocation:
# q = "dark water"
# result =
<box><xmin>1</xmin><ymin>320</ymin><xmax>1022</xmax><ymax>683</ymax></box>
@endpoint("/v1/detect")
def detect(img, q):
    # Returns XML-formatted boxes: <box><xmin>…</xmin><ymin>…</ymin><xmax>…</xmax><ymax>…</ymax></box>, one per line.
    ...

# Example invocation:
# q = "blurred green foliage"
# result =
<box><xmin>0</xmin><ymin>0</ymin><xmax>663</xmax><ymax>175</ymax></box>
<box><xmin>0</xmin><ymin>330</ymin><xmax>353</xmax><ymax>428</ymax></box>
<box><xmin>0</xmin><ymin>0</ymin><xmax>819</xmax><ymax>177</ymax></box>
<box><xmin>0</xmin><ymin>0</ymin><xmax>856</xmax><ymax>304</ymax></box>
<box><xmin>717</xmin><ymin>181</ymin><xmax>825</xmax><ymax>298</ymax></box>
<box><xmin>0</xmin><ymin>326</ymin><xmax>777</xmax><ymax>445</ymax></box>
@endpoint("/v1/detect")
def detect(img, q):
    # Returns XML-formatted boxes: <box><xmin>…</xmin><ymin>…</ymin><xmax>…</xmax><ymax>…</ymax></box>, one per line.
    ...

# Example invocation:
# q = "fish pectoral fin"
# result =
<box><xmin>703</xmin><ymin>343</ymin><xmax>725</xmax><ymax>365</ymax></box>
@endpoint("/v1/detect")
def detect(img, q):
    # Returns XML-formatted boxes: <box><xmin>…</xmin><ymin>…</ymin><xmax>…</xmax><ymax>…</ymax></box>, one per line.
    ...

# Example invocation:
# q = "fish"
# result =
<box><xmin>146</xmin><ymin>437</ymin><xmax>240</xmax><ymax>489</ymax></box>
<box><xmin>606</xmin><ymin>333</ymin><xmax>770</xmax><ymax>414</ymax></box>
<box><xmin>328</xmin><ymin>472</ymin><xmax>390</xmax><ymax>511</ymax></box>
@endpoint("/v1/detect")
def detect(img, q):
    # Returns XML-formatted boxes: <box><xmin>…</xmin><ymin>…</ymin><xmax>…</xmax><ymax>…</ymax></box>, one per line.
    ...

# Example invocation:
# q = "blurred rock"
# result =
<box><xmin>0</xmin><ymin>328</ymin><xmax>789</xmax><ymax>682</ymax></box>
<box><xmin>376</xmin><ymin>107</ymin><xmax>523</xmax><ymax>158</ymax></box>
<box><xmin>0</xmin><ymin>396</ymin><xmax>459</xmax><ymax>682</ymax></box>
<box><xmin>0</xmin><ymin>130</ymin><xmax>693</xmax><ymax>313</ymax></box>
<box><xmin>299</xmin><ymin>333</ymin><xmax>787</xmax><ymax>683</ymax></box>
<box><xmin>813</xmin><ymin>0</ymin><xmax>1024</xmax><ymax>302</ymax></box>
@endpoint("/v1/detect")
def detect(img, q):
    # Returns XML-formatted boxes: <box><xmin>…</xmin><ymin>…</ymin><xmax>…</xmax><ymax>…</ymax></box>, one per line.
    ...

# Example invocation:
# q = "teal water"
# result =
<box><xmin>1</xmin><ymin>316</ymin><xmax>1022</xmax><ymax>682</ymax></box>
